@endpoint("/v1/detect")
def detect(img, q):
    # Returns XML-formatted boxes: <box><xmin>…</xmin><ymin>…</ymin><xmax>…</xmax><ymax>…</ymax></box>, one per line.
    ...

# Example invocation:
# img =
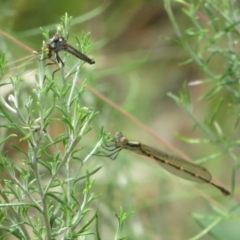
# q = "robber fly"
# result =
<box><xmin>46</xmin><ymin>35</ymin><xmax>95</xmax><ymax>76</ymax></box>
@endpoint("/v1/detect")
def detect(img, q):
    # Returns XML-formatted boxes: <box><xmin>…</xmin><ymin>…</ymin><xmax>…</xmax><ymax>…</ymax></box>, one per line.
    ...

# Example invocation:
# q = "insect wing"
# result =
<box><xmin>142</xmin><ymin>145</ymin><xmax>212</xmax><ymax>183</ymax></box>
<box><xmin>64</xmin><ymin>44</ymin><xmax>95</xmax><ymax>64</ymax></box>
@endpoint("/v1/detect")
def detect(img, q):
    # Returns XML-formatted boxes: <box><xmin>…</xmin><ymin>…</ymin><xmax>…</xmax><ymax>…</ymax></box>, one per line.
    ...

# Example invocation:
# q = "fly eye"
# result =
<box><xmin>52</xmin><ymin>35</ymin><xmax>59</xmax><ymax>42</ymax></box>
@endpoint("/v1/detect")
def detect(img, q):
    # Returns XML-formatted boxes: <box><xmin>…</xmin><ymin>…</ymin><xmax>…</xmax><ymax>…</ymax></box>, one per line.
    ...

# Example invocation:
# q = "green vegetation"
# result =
<box><xmin>0</xmin><ymin>1</ymin><xmax>239</xmax><ymax>239</ymax></box>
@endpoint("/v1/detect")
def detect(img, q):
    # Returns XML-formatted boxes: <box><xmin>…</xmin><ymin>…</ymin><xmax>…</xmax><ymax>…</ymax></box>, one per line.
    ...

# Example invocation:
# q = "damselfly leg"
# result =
<box><xmin>94</xmin><ymin>137</ymin><xmax>122</xmax><ymax>160</ymax></box>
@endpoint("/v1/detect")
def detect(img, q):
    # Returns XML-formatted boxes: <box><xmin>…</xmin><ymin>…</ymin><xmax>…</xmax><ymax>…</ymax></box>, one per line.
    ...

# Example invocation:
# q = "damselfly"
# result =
<box><xmin>101</xmin><ymin>132</ymin><xmax>230</xmax><ymax>196</ymax></box>
<box><xmin>46</xmin><ymin>35</ymin><xmax>95</xmax><ymax>76</ymax></box>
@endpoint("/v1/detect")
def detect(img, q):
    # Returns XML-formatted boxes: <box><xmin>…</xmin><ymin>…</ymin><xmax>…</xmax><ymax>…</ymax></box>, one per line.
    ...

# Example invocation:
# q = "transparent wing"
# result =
<box><xmin>141</xmin><ymin>145</ymin><xmax>212</xmax><ymax>183</ymax></box>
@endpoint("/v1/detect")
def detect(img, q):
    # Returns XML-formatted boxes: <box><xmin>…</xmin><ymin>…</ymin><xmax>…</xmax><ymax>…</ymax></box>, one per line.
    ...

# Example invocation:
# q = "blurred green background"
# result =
<box><xmin>0</xmin><ymin>0</ymin><xmax>237</xmax><ymax>239</ymax></box>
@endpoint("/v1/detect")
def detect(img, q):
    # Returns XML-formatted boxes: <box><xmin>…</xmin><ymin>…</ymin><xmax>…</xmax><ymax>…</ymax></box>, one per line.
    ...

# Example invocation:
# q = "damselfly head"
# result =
<box><xmin>115</xmin><ymin>132</ymin><xmax>129</xmax><ymax>147</ymax></box>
